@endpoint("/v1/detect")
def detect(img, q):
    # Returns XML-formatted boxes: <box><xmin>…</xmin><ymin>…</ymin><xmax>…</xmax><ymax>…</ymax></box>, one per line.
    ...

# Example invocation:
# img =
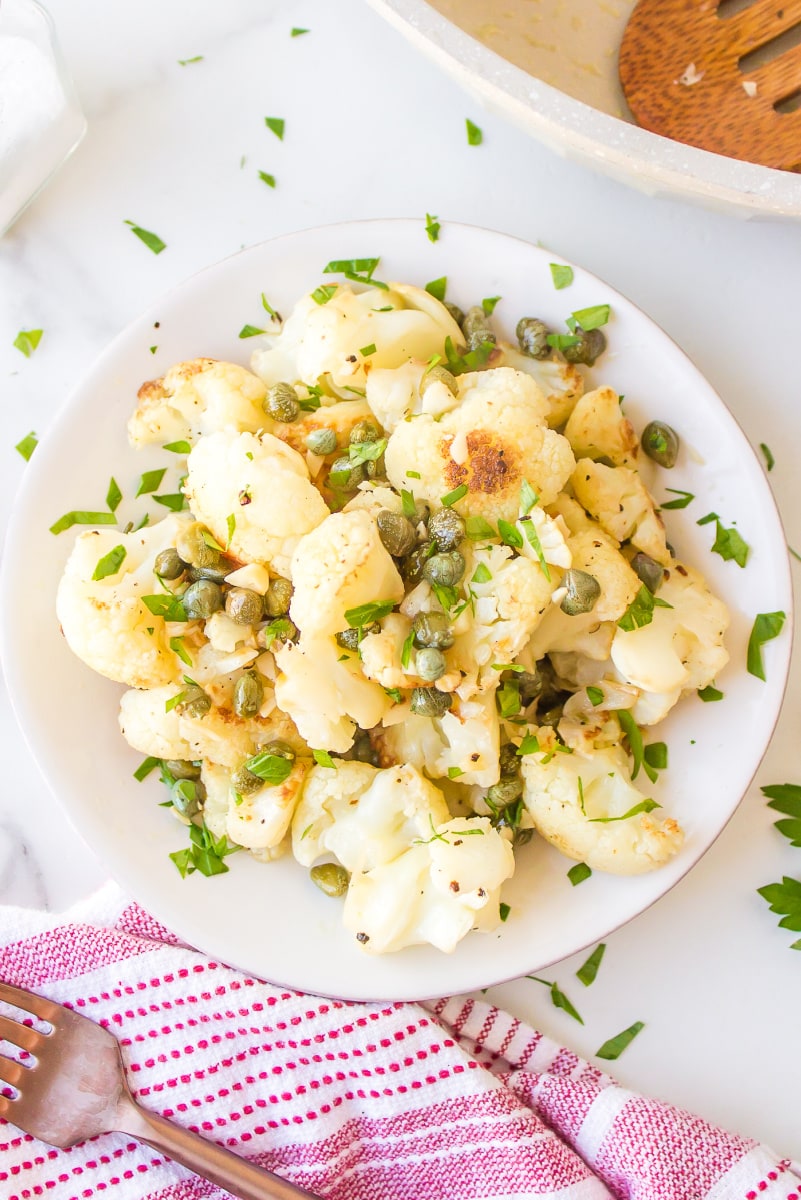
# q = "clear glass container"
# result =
<box><xmin>0</xmin><ymin>0</ymin><xmax>86</xmax><ymax>235</ymax></box>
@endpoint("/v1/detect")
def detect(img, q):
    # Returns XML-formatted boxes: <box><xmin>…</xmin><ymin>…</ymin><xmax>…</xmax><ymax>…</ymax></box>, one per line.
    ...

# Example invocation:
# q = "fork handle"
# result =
<box><xmin>115</xmin><ymin>1090</ymin><xmax>320</xmax><ymax>1200</ymax></box>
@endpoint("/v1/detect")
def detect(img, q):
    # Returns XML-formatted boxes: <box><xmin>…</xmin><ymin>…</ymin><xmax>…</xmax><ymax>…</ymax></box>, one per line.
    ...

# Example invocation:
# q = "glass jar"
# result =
<box><xmin>0</xmin><ymin>0</ymin><xmax>86</xmax><ymax>235</ymax></box>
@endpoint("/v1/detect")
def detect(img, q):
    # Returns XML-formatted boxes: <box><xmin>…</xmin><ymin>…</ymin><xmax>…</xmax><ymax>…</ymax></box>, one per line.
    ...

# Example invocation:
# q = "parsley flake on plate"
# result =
<box><xmin>466</xmin><ymin>118</ymin><xmax>483</xmax><ymax>145</ymax></box>
<box><xmin>549</xmin><ymin>263</ymin><xmax>574</xmax><ymax>290</ymax></box>
<box><xmin>15</xmin><ymin>431</ymin><xmax>38</xmax><ymax>461</ymax></box>
<box><xmin>424</xmin><ymin>212</ymin><xmax>440</xmax><ymax>242</ymax></box>
<box><xmin>576</xmin><ymin>942</ymin><xmax>606</xmax><ymax>986</ymax></box>
<box><xmin>124</xmin><ymin>220</ymin><xmax>166</xmax><ymax>254</ymax></box>
<box><xmin>258</xmin><ymin>170</ymin><xmax>276</xmax><ymax>188</ymax></box>
<box><xmin>567</xmin><ymin>862</ymin><xmax>592</xmax><ymax>886</ymax></box>
<box><xmin>13</xmin><ymin>329</ymin><xmax>43</xmax><ymax>357</ymax></box>
<box><xmin>264</xmin><ymin>116</ymin><xmax>285</xmax><ymax>140</ymax></box>
<box><xmin>747</xmin><ymin>611</ymin><xmax>786</xmax><ymax>680</ymax></box>
<box><xmin>425</xmin><ymin>276</ymin><xmax>447</xmax><ymax>301</ymax></box>
<box><xmin>50</xmin><ymin>510</ymin><xmax>117</xmax><ymax>535</ymax></box>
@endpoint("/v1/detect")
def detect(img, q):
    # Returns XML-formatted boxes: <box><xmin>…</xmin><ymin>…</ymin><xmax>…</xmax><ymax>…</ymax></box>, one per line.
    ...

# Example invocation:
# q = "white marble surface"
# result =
<box><xmin>2</xmin><ymin>0</ymin><xmax>801</xmax><ymax>1165</ymax></box>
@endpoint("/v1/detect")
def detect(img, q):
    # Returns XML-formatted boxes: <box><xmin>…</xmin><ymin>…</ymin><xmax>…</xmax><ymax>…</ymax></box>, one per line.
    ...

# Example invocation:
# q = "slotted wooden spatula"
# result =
<box><xmin>619</xmin><ymin>0</ymin><xmax>801</xmax><ymax>170</ymax></box>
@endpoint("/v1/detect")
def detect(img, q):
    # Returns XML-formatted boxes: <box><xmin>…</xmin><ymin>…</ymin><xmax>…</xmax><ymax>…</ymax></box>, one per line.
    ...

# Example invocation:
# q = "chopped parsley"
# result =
<box><xmin>50</xmin><ymin>510</ymin><xmax>117</xmax><ymax>535</ymax></box>
<box><xmin>170</xmin><ymin>822</ymin><xmax>241</xmax><ymax>879</ymax></box>
<box><xmin>481</xmin><ymin>295</ymin><xmax>501</xmax><ymax>315</ymax></box>
<box><xmin>441</xmin><ymin>483</ymin><xmax>468</xmax><ymax>507</ymax></box>
<box><xmin>499</xmin><ymin>902</ymin><xmax>511</xmax><ymax>922</ymax></box>
<box><xmin>516</xmin><ymin>733</ymin><xmax>541</xmax><ymax>756</ymax></box>
<box><xmin>136</xmin><ymin>468</ymin><xmax>167</xmax><ymax>497</ymax></box>
<box><xmin>13</xmin><ymin>328</ymin><xmax>43</xmax><ymax>357</ymax></box>
<box><xmin>92</xmin><ymin>544</ymin><xmax>126</xmax><ymax>581</ymax></box>
<box><xmin>496</xmin><ymin>678</ymin><xmax>521</xmax><ymax>719</ymax></box>
<box><xmin>520</xmin><ymin>515</ymin><xmax>550</xmax><ymax>580</ymax></box>
<box><xmin>696</xmin><ymin>512</ymin><xmax>749</xmax><ymax>567</ymax></box>
<box><xmin>760</xmin><ymin>443</ymin><xmax>775</xmax><ymax>471</ymax></box>
<box><xmin>349</xmin><ymin>437</ymin><xmax>387</xmax><ymax>467</ymax></box>
<box><xmin>425</xmin><ymin>277</ymin><xmax>447</xmax><ymax>301</ymax></box>
<box><xmin>124</xmin><ymin>220</ymin><xmax>166</xmax><ymax>254</ymax></box>
<box><xmin>258</xmin><ymin>171</ymin><xmax>276</xmax><ymax>188</ymax></box>
<box><xmin>571</xmin><ymin>303</ymin><xmax>610</xmax><ymax>331</ymax></box>
<box><xmin>133</xmin><ymin>756</ymin><xmax>161</xmax><ymax>782</ymax></box>
<box><xmin>660</xmin><ymin>488</ymin><xmax>695</xmax><ymax>510</ymax></box>
<box><xmin>344</xmin><ymin>599</ymin><xmax>395</xmax><ymax>628</ymax></box>
<box><xmin>424</xmin><ymin>212</ymin><xmax>440</xmax><ymax>242</ymax></box>
<box><xmin>586</xmin><ymin>686</ymin><xmax>604</xmax><ymax>707</ymax></box>
<box><xmin>177</xmin><ymin>55</ymin><xmax>203</xmax><ymax>65</ymax></box>
<box><xmin>465</xmin><ymin>118</ymin><xmax>483</xmax><ymax>145</ymax></box>
<box><xmin>567</xmin><ymin>862</ymin><xmax>592</xmax><ymax>886</ymax></box>
<box><xmin>762</xmin><ymin>783</ymin><xmax>801</xmax><ymax>848</ymax></box>
<box><xmin>576</xmin><ymin>942</ymin><xmax>605</xmax><ymax>987</ymax></box>
<box><xmin>444</xmin><ymin>334</ymin><xmax>494</xmax><ymax>375</ymax></box>
<box><xmin>526</xmin><ymin>976</ymin><xmax>584</xmax><ymax>1024</ymax></box>
<box><xmin>547</xmin><ymin>332</ymin><xmax>580</xmax><ymax>351</ymax></box>
<box><xmin>264</xmin><ymin>116</ymin><xmax>285</xmax><ymax>140</ymax></box>
<box><xmin>471</xmin><ymin>562</ymin><xmax>492</xmax><ymax>584</ymax></box>
<box><xmin>596</xmin><ymin>1021</ymin><xmax>645</xmax><ymax>1060</ymax></box>
<box><xmin>163</xmin><ymin>440</ymin><xmax>191</xmax><ymax>454</ymax></box>
<box><xmin>589</xmin><ymin>799</ymin><xmax>661</xmax><ymax>824</ymax></box>
<box><xmin>322</xmin><ymin>257</ymin><xmax>388</xmax><ymax>289</ymax></box>
<box><xmin>153</xmin><ymin>492</ymin><xmax>186</xmax><ymax>511</ymax></box>
<box><xmin>697</xmin><ymin>684</ymin><xmax>724</xmax><ymax>702</ymax></box>
<box><xmin>244</xmin><ymin>750</ymin><xmax>294</xmax><ymax>785</ymax></box>
<box><xmin>618</xmin><ymin>585</ymin><xmax>673</xmax><ymax>632</ymax></box>
<box><xmin>239</xmin><ymin>323</ymin><xmax>266</xmax><ymax>338</ymax></box>
<box><xmin>549</xmin><ymin>263</ymin><xmax>574</xmax><ymax>290</ymax></box>
<box><xmin>497</xmin><ymin>518</ymin><xmax>523</xmax><ymax>550</ymax></box>
<box><xmin>448</xmin><ymin>766</ymin><xmax>464</xmax><ymax>779</ymax></box>
<box><xmin>465</xmin><ymin>515</ymin><xmax>496</xmax><ymax>540</ymax></box>
<box><xmin>290</xmin><ymin>26</ymin><xmax>309</xmax><ymax>36</ymax></box>
<box><xmin>169</xmin><ymin>635</ymin><xmax>193</xmax><ymax>666</ymax></box>
<box><xmin>401</xmin><ymin>628</ymin><xmax>415</xmax><ymax>669</ymax></box>
<box><xmin>401</xmin><ymin>489</ymin><xmax>417</xmax><ymax>520</ymax></box>
<box><xmin>311</xmin><ymin>284</ymin><xmax>338</xmax><ymax>306</ymax></box>
<box><xmin>643</xmin><ymin>742</ymin><xmax>668</xmax><ymax>774</ymax></box>
<box><xmin>519</xmin><ymin>479</ymin><xmax>538</xmax><ymax>514</ymax></box>
<box><xmin>747</xmin><ymin>611</ymin><xmax>786</xmax><ymax>680</ymax></box>
<box><xmin>359</xmin><ymin>342</ymin><xmax>377</xmax><ymax>357</ymax></box>
<box><xmin>106</xmin><ymin>477</ymin><xmax>122</xmax><ymax>512</ymax></box>
<box><xmin>15</xmin><ymin>431</ymin><xmax>38</xmax><ymax>461</ymax></box>
<box><xmin>141</xmin><ymin>593</ymin><xmax>187</xmax><ymax>621</ymax></box>
<box><xmin>226</xmin><ymin>513</ymin><xmax>236</xmax><ymax>547</ymax></box>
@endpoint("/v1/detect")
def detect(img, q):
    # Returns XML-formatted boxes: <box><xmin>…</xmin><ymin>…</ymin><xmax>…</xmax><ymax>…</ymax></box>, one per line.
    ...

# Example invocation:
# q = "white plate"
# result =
<box><xmin>1</xmin><ymin>220</ymin><xmax>792</xmax><ymax>1000</ymax></box>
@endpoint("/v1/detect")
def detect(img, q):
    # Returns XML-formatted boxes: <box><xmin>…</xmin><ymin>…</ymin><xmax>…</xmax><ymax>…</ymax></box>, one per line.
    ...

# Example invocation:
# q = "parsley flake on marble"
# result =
<box><xmin>596</xmin><ymin>1021</ymin><xmax>645</xmax><ymax>1060</ymax></box>
<box><xmin>747</xmin><ymin>611</ymin><xmax>786</xmax><ymax>680</ymax></box>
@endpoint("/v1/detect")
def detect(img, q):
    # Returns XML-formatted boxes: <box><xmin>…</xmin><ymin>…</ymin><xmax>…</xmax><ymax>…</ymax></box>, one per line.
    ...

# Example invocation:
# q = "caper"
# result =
<box><xmin>231</xmin><ymin>765</ymin><xmax>263</xmax><ymax>795</ymax></box>
<box><xmin>264</xmin><ymin>381</ymin><xmax>300</xmax><ymax>423</ymax></box>
<box><xmin>364</xmin><ymin>453</ymin><xmax>386</xmax><ymax>481</ymax></box>
<box><xmin>516</xmin><ymin>316</ymin><xmax>552</xmax><ymax>360</ymax></box>
<box><xmin>226</xmin><ymin>587</ymin><xmax>264</xmax><ymax>625</ymax></box>
<box><xmin>264</xmin><ymin>577</ymin><xmax>292</xmax><ymax>617</ymax></box>
<box><xmin>562</xmin><ymin>327</ymin><xmax>606</xmax><ymax>366</ymax></box>
<box><xmin>402</xmin><ymin>539</ymin><xmax>436</xmax><ymax>585</ymax></box>
<box><xmin>412</xmin><ymin>610</ymin><xmax>454</xmax><ymax>650</ymax></box>
<box><xmin>415</xmin><ymin>646</ymin><xmax>446</xmax><ymax>682</ymax></box>
<box><xmin>176</xmin><ymin>521</ymin><xmax>222</xmax><ymax>570</ymax></box>
<box><xmin>154</xmin><ymin>548</ymin><xmax>184</xmax><ymax>580</ymax></box>
<box><xmin>444</xmin><ymin>300</ymin><xmax>464</xmax><ymax>326</ymax></box>
<box><xmin>428</xmin><ymin>507</ymin><xmax>465</xmax><ymax>551</ymax></box>
<box><xmin>641</xmin><ymin>420</ymin><xmax>679</xmax><ymax>469</ymax></box>
<box><xmin>461</xmin><ymin>305</ymin><xmax>497</xmax><ymax>352</ymax></box>
<box><xmin>420</xmin><ymin>364</ymin><xmax>458</xmax><ymax>397</ymax></box>
<box><xmin>263</xmin><ymin>739</ymin><xmax>296</xmax><ymax>761</ymax></box>
<box><xmin>183</xmin><ymin>578</ymin><xmax>223</xmax><ymax>619</ymax></box>
<box><xmin>345</xmin><ymin>730</ymin><xmax>380</xmax><ymax>766</ymax></box>
<box><xmin>335</xmin><ymin>623</ymin><xmax>380</xmax><ymax>650</ymax></box>
<box><xmin>560</xmin><ymin>569</ymin><xmax>601</xmax><ymax>616</ymax></box>
<box><xmin>305</xmin><ymin>427</ymin><xmax>338</xmax><ymax>456</ymax></box>
<box><xmin>518</xmin><ymin>669</ymin><xmax>544</xmax><ymax>705</ymax></box>
<box><xmin>538</xmin><ymin>702</ymin><xmax>565</xmax><ymax>729</ymax></box>
<box><xmin>631</xmin><ymin>551</ymin><xmax>665</xmax><ymax>594</ymax></box>
<box><xmin>423</xmin><ymin>550</ymin><xmax>465</xmax><ymax>587</ymax></box>
<box><xmin>410</xmin><ymin>687</ymin><xmax>453</xmax><ymax>717</ymax></box>
<box><xmin>176</xmin><ymin>684</ymin><xmax>211</xmax><ymax>719</ymax></box>
<box><xmin>233</xmin><ymin>671</ymin><xmax>264</xmax><ymax>718</ymax></box>
<box><xmin>310</xmin><ymin>862</ymin><xmax>350</xmax><ymax>897</ymax></box>
<box><xmin>498</xmin><ymin>742</ymin><xmax>521</xmax><ymax>778</ymax></box>
<box><xmin>486</xmin><ymin>776</ymin><xmax>523</xmax><ymax>807</ymax></box>
<box><xmin>171</xmin><ymin>777</ymin><xmax>205</xmax><ymax>817</ymax></box>
<box><xmin>164</xmin><ymin>759</ymin><xmax>201</xmax><ymax>780</ymax></box>
<box><xmin>258</xmin><ymin>617</ymin><xmax>298</xmax><ymax>647</ymax></box>
<box><xmin>329</xmin><ymin>456</ymin><xmax>365</xmax><ymax>491</ymax></box>
<box><xmin>187</xmin><ymin>563</ymin><xmax>229</xmax><ymax>584</ymax></box>
<box><xmin>349</xmin><ymin>419</ymin><xmax>380</xmax><ymax>445</ymax></box>
<box><xmin>376</xmin><ymin>509</ymin><xmax>417</xmax><ymax>558</ymax></box>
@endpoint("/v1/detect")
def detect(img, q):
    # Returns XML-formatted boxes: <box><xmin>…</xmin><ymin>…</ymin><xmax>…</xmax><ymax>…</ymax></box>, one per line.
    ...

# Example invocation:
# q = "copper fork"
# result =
<box><xmin>0</xmin><ymin>979</ymin><xmax>319</xmax><ymax>1200</ymax></box>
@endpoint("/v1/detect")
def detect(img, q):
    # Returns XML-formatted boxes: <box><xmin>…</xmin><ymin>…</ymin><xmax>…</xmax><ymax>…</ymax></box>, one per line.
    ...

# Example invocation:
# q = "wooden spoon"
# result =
<box><xmin>619</xmin><ymin>0</ymin><xmax>801</xmax><ymax>170</ymax></box>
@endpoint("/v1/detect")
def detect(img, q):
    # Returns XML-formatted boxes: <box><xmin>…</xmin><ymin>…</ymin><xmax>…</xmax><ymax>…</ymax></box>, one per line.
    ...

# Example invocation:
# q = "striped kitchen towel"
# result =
<box><xmin>0</xmin><ymin>884</ymin><xmax>797</xmax><ymax>1200</ymax></box>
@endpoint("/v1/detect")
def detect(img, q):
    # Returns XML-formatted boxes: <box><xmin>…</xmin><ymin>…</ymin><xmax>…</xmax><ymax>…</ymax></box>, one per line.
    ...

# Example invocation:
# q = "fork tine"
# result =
<box><xmin>0</xmin><ymin>1014</ymin><xmax>46</xmax><ymax>1054</ymax></box>
<box><xmin>0</xmin><ymin>1053</ymin><xmax>29</xmax><ymax>1090</ymax></box>
<box><xmin>0</xmin><ymin>980</ymin><xmax>59</xmax><ymax>1023</ymax></box>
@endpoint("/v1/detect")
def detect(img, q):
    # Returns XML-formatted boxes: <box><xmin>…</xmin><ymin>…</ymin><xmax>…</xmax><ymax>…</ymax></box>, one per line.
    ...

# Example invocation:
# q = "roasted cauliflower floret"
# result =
<box><xmin>376</xmin><ymin>690</ymin><xmax>501</xmax><ymax>788</ymax></box>
<box><xmin>56</xmin><ymin>515</ymin><xmax>192</xmax><ymax>689</ymax></box>
<box><xmin>563</xmin><ymin>386</ymin><xmax>639</xmax><ymax>467</ymax></box>
<box><xmin>289</xmin><ymin>509</ymin><xmax>404</xmax><ymax>640</ymax></box>
<box><xmin>250</xmin><ymin>282</ymin><xmax>462</xmax><ymax>392</ymax></box>
<box><xmin>128</xmin><ymin>359</ymin><xmax>268</xmax><ymax>448</ymax></box>
<box><xmin>571</xmin><ymin>459</ymin><xmax>669</xmax><ymax>565</ymax></box>
<box><xmin>611</xmin><ymin>560</ymin><xmax>730</xmax><ymax>698</ymax></box>
<box><xmin>184</xmin><ymin>430</ymin><xmax>329</xmax><ymax>578</ymax></box>
<box><xmin>366</xmin><ymin>360</ymin><xmax>460</xmax><ymax>432</ymax></box>
<box><xmin>496</xmin><ymin>343</ymin><xmax>585</xmax><ymax>427</ymax></box>
<box><xmin>292</xmin><ymin>762</ymin><xmax>450</xmax><ymax>871</ymax></box>
<box><xmin>226</xmin><ymin>758</ymin><xmax>308</xmax><ymax>852</ymax></box>
<box><xmin>521</xmin><ymin>726</ymin><xmax>683</xmax><ymax>874</ymax></box>
<box><xmin>384</xmin><ymin>367</ymin><xmax>575</xmax><ymax>525</ymax></box>
<box><xmin>343</xmin><ymin>816</ymin><xmax>515</xmax><ymax>954</ymax></box>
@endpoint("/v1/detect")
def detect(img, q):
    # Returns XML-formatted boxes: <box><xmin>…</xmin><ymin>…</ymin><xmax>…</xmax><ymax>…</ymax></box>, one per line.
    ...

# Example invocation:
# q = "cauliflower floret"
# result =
<box><xmin>226</xmin><ymin>758</ymin><xmax>308</xmax><ymax>852</ymax></box>
<box><xmin>496</xmin><ymin>343</ymin><xmax>585</xmax><ymax>427</ymax></box>
<box><xmin>516</xmin><ymin>506</ymin><xmax>572</xmax><ymax>571</ymax></box>
<box><xmin>200</xmin><ymin>762</ymin><xmax>231</xmax><ymax>840</ymax></box>
<box><xmin>250</xmin><ymin>283</ymin><xmax>462</xmax><ymax>392</ymax></box>
<box><xmin>289</xmin><ymin>509</ymin><xmax>404</xmax><ymax>639</ymax></box>
<box><xmin>563</xmin><ymin>386</ymin><xmax>639</xmax><ymax>467</ymax></box>
<box><xmin>376</xmin><ymin>690</ymin><xmax>501</xmax><ymax>787</ymax></box>
<box><xmin>384</xmin><ymin>367</ymin><xmax>575</xmax><ymax>525</ymax></box>
<box><xmin>572</xmin><ymin>459</ymin><xmax>669</xmax><ymax>565</ymax></box>
<box><xmin>611</xmin><ymin>560</ymin><xmax>729</xmax><ymax>697</ymax></box>
<box><xmin>366</xmin><ymin>360</ymin><xmax>460</xmax><ymax>432</ymax></box>
<box><xmin>343</xmin><ymin>817</ymin><xmax>515</xmax><ymax>954</ymax></box>
<box><xmin>343</xmin><ymin>483</ymin><xmax>404</xmax><ymax>521</ymax></box>
<box><xmin>118</xmin><ymin>683</ymin><xmax>301</xmax><ymax>769</ymax></box>
<box><xmin>273</xmin><ymin>637</ymin><xmax>392</xmax><ymax>753</ymax></box>
<box><xmin>128</xmin><ymin>359</ymin><xmax>268</xmax><ymax>448</ymax></box>
<box><xmin>359</xmin><ymin>613</ymin><xmax>415</xmax><ymax>689</ymax></box>
<box><xmin>521</xmin><ymin>727</ymin><xmax>683</xmax><ymax>874</ymax></box>
<box><xmin>56</xmin><ymin>515</ymin><xmax>192</xmax><ymax>689</ymax></box>
<box><xmin>292</xmin><ymin>761</ymin><xmax>450</xmax><ymax>871</ymax></box>
<box><xmin>184</xmin><ymin>430</ymin><xmax>329</xmax><ymax>578</ymax></box>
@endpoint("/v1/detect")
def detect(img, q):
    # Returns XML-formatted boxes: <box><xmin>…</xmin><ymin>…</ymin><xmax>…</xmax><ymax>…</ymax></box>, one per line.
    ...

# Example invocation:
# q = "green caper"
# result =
<box><xmin>498</xmin><ymin>742</ymin><xmax>521</xmax><ymax>778</ymax></box>
<box><xmin>428</xmin><ymin>507</ymin><xmax>465</xmax><ymax>551</ymax></box>
<box><xmin>364</xmin><ymin>453</ymin><xmax>386</xmax><ymax>481</ymax></box>
<box><xmin>264</xmin><ymin>576</ymin><xmax>292</xmax><ymax>617</ymax></box>
<box><xmin>402</xmin><ymin>539</ymin><xmax>436</xmax><ymax>585</ymax></box>
<box><xmin>176</xmin><ymin>684</ymin><xmax>211</xmax><ymax>719</ymax></box>
<box><xmin>538</xmin><ymin>702</ymin><xmax>565</xmax><ymax>729</ymax></box>
<box><xmin>641</xmin><ymin>420</ymin><xmax>679</xmax><ymax>469</ymax></box>
<box><xmin>631</xmin><ymin>551</ymin><xmax>665</xmax><ymax>593</ymax></box>
<box><xmin>310</xmin><ymin>862</ymin><xmax>350</xmax><ymax>897</ymax></box>
<box><xmin>461</xmin><ymin>305</ymin><xmax>496</xmax><ymax>352</ymax></box>
<box><xmin>233</xmin><ymin>671</ymin><xmax>264</xmax><ymax>718</ymax></box>
<box><xmin>486</xmin><ymin>776</ymin><xmax>523</xmax><ymax>807</ymax></box>
<box><xmin>176</xmin><ymin>521</ymin><xmax>222</xmax><ymax>570</ymax></box>
<box><xmin>412</xmin><ymin>610</ymin><xmax>454</xmax><ymax>650</ymax></box>
<box><xmin>226</xmin><ymin>587</ymin><xmax>264</xmax><ymax>625</ymax></box>
<box><xmin>377</xmin><ymin>509</ymin><xmax>417</xmax><ymax>558</ymax></box>
<box><xmin>410</xmin><ymin>686</ymin><xmax>452</xmax><ymax>717</ymax></box>
<box><xmin>335</xmin><ymin>622</ymin><xmax>380</xmax><ymax>650</ymax></box>
<box><xmin>183</xmin><ymin>578</ymin><xmax>223</xmax><ymax>619</ymax></box>
<box><xmin>518</xmin><ymin>669</ymin><xmax>544</xmax><ymax>705</ymax></box>
<box><xmin>423</xmin><ymin>550</ymin><xmax>465</xmax><ymax>587</ymax></box>
<box><xmin>444</xmin><ymin>300</ymin><xmax>464</xmax><ymax>326</ymax></box>
<box><xmin>154</xmin><ymin>548</ymin><xmax>185</xmax><ymax>580</ymax></box>
<box><xmin>560</xmin><ymin>569</ymin><xmax>601</xmax><ymax>616</ymax></box>
<box><xmin>258</xmin><ymin>617</ymin><xmax>298</xmax><ymax>647</ymax></box>
<box><xmin>516</xmin><ymin>317</ymin><xmax>552</xmax><ymax>360</ymax></box>
<box><xmin>171</xmin><ymin>777</ymin><xmax>206</xmax><ymax>817</ymax></box>
<box><xmin>349</xmin><ymin>419</ymin><xmax>380</xmax><ymax>445</ymax></box>
<box><xmin>187</xmin><ymin>563</ymin><xmax>229</xmax><ymax>584</ymax></box>
<box><xmin>264</xmin><ymin>381</ymin><xmax>300</xmax><ymax>423</ymax></box>
<box><xmin>420</xmin><ymin>364</ymin><xmax>458</xmax><ymax>397</ymax></box>
<box><xmin>329</xmin><ymin>456</ymin><xmax>365</xmax><ymax>491</ymax></box>
<box><xmin>164</xmin><ymin>759</ymin><xmax>201</xmax><ymax>780</ymax></box>
<box><xmin>415</xmin><ymin>646</ymin><xmax>446</xmax><ymax>682</ymax></box>
<box><xmin>344</xmin><ymin>730</ymin><xmax>380</xmax><ymax>766</ymax></box>
<box><xmin>562</xmin><ymin>327</ymin><xmax>606</xmax><ymax>366</ymax></box>
<box><xmin>231</xmin><ymin>765</ymin><xmax>263</xmax><ymax>795</ymax></box>
<box><xmin>305</xmin><ymin>427</ymin><xmax>338</xmax><ymax>456</ymax></box>
<box><xmin>263</xmin><ymin>739</ymin><xmax>296</xmax><ymax>761</ymax></box>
